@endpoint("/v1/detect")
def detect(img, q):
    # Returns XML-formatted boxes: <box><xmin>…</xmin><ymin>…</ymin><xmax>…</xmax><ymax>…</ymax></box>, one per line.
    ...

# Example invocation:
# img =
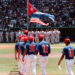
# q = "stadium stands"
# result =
<box><xmin>0</xmin><ymin>0</ymin><xmax>27</xmax><ymax>29</ymax></box>
<box><xmin>0</xmin><ymin>0</ymin><xmax>75</xmax><ymax>29</ymax></box>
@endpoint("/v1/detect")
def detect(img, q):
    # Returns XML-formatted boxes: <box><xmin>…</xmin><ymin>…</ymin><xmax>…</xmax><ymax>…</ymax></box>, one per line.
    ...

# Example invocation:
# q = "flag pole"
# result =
<box><xmin>27</xmin><ymin>0</ymin><xmax>29</xmax><ymax>30</ymax></box>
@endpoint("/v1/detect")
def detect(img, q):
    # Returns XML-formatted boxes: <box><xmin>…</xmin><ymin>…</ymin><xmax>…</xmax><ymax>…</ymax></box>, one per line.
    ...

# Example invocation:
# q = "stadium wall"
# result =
<box><xmin>59</xmin><ymin>28</ymin><xmax>75</xmax><ymax>41</ymax></box>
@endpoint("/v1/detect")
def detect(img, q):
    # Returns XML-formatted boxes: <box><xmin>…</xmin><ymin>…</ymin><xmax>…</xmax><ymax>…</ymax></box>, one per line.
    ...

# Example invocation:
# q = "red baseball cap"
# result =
<box><xmin>38</xmin><ymin>34</ymin><xmax>44</xmax><ymax>40</ymax></box>
<box><xmin>29</xmin><ymin>36</ymin><xmax>34</xmax><ymax>42</ymax></box>
<box><xmin>23</xmin><ymin>34</ymin><xmax>27</xmax><ymax>37</ymax></box>
<box><xmin>24</xmin><ymin>30</ymin><xmax>28</xmax><ymax>35</ymax></box>
<box><xmin>64</xmin><ymin>38</ymin><xmax>70</xmax><ymax>43</ymax></box>
<box><xmin>23</xmin><ymin>37</ymin><xmax>28</xmax><ymax>41</ymax></box>
<box><xmin>19</xmin><ymin>35</ymin><xmax>22</xmax><ymax>39</ymax></box>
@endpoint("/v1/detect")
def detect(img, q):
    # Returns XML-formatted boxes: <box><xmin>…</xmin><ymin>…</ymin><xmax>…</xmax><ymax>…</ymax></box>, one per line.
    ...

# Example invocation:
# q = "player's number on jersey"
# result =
<box><xmin>42</xmin><ymin>45</ymin><xmax>48</xmax><ymax>53</ymax></box>
<box><xmin>29</xmin><ymin>45</ymin><xmax>36</xmax><ymax>52</ymax></box>
<box><xmin>69</xmin><ymin>49</ymin><xmax>74</xmax><ymax>57</ymax></box>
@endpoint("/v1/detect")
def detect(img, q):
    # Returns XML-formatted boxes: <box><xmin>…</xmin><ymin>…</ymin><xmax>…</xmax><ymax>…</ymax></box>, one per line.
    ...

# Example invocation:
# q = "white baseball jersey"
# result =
<box><xmin>28</xmin><ymin>31</ymin><xmax>34</xmax><ymax>37</ymax></box>
<box><xmin>6</xmin><ymin>32</ymin><xmax>9</xmax><ymax>42</ymax></box>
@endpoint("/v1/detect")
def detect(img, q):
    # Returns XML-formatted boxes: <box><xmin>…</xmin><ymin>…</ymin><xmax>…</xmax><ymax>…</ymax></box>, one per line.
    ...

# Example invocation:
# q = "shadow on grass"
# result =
<box><xmin>9</xmin><ymin>65</ymin><xmax>20</xmax><ymax>75</ymax></box>
<box><xmin>9</xmin><ymin>71</ymin><xmax>20</xmax><ymax>75</ymax></box>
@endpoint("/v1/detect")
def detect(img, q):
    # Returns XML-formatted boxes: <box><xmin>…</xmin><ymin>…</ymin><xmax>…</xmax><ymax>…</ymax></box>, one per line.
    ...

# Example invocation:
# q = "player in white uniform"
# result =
<box><xmin>53</xmin><ymin>29</ymin><xmax>57</xmax><ymax>43</ymax></box>
<box><xmin>15</xmin><ymin>31</ymin><xmax>19</xmax><ymax>42</ymax></box>
<box><xmin>44</xmin><ymin>30</ymin><xmax>47</xmax><ymax>41</ymax></box>
<box><xmin>58</xmin><ymin>38</ymin><xmax>75</xmax><ymax>75</ymax></box>
<box><xmin>41</xmin><ymin>30</ymin><xmax>45</xmax><ymax>36</ymax></box>
<box><xmin>49</xmin><ymin>29</ymin><xmax>52</xmax><ymax>43</ymax></box>
<box><xmin>6</xmin><ymin>31</ymin><xmax>9</xmax><ymax>43</ymax></box>
<box><xmin>0</xmin><ymin>31</ymin><xmax>3</xmax><ymax>42</ymax></box>
<box><xmin>15</xmin><ymin>30</ymin><xmax>23</xmax><ymax>42</ymax></box>
<box><xmin>28</xmin><ymin>30</ymin><xmax>34</xmax><ymax>37</ymax></box>
<box><xmin>57</xmin><ymin>29</ymin><xmax>61</xmax><ymax>43</ymax></box>
<box><xmin>35</xmin><ymin>30</ymin><xmax>39</xmax><ymax>43</ymax></box>
<box><xmin>50</xmin><ymin>29</ymin><xmax>55</xmax><ymax>44</ymax></box>
<box><xmin>44</xmin><ymin>31</ymin><xmax>47</xmax><ymax>41</ymax></box>
<box><xmin>45</xmin><ymin>29</ymin><xmax>50</xmax><ymax>43</ymax></box>
<box><xmin>54</xmin><ymin>29</ymin><xmax>57</xmax><ymax>43</ymax></box>
<box><xmin>10</xmin><ymin>31</ymin><xmax>15</xmax><ymax>43</ymax></box>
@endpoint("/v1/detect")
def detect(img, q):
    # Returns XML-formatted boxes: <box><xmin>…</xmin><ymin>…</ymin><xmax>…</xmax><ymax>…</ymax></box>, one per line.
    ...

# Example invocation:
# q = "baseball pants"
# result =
<box><xmin>20</xmin><ymin>55</ymin><xmax>25</xmax><ymax>75</ymax></box>
<box><xmin>16</xmin><ymin>53</ymin><xmax>21</xmax><ymax>73</ymax></box>
<box><xmin>25</xmin><ymin>55</ymin><xmax>37</xmax><ymax>75</ymax></box>
<box><xmin>39</xmin><ymin>55</ymin><xmax>48</xmax><ymax>75</ymax></box>
<box><xmin>65</xmin><ymin>59</ymin><xmax>74</xmax><ymax>75</ymax></box>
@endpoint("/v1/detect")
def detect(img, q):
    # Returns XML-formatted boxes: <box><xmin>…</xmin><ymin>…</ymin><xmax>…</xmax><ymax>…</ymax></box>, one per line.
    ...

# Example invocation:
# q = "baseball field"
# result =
<box><xmin>0</xmin><ymin>43</ymin><xmax>75</xmax><ymax>75</ymax></box>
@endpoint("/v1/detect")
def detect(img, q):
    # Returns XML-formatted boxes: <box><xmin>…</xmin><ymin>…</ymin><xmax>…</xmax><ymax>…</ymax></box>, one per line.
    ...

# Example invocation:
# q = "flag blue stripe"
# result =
<box><xmin>30</xmin><ymin>12</ymin><xmax>55</xmax><ymax>22</ymax></box>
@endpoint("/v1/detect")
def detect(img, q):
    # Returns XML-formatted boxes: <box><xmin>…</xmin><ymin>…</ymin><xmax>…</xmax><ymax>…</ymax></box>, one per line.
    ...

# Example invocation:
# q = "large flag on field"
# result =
<box><xmin>28</xmin><ymin>2</ymin><xmax>55</xmax><ymax>26</ymax></box>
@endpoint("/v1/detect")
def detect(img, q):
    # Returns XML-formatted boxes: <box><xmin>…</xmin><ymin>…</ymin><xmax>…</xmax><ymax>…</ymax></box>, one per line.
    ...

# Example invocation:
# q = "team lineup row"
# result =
<box><xmin>15</xmin><ymin>30</ymin><xmax>75</xmax><ymax>75</ymax></box>
<box><xmin>16</xmin><ymin>29</ymin><xmax>60</xmax><ymax>44</ymax></box>
<box><xmin>0</xmin><ymin>29</ymin><xmax>60</xmax><ymax>43</ymax></box>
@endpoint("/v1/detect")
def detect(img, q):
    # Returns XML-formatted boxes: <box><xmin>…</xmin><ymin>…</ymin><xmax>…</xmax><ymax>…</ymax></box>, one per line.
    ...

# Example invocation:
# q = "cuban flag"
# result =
<box><xmin>28</xmin><ymin>2</ymin><xmax>55</xmax><ymax>26</ymax></box>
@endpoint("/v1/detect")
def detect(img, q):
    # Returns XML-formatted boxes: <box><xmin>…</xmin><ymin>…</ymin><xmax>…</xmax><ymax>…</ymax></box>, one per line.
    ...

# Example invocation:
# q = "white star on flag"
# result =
<box><xmin>31</xmin><ymin>8</ymin><xmax>33</xmax><ymax>11</ymax></box>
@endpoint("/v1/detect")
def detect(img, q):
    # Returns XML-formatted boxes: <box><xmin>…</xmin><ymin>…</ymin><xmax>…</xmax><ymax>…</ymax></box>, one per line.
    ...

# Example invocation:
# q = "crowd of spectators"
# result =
<box><xmin>0</xmin><ymin>0</ymin><xmax>75</xmax><ymax>29</ymax></box>
<box><xmin>30</xmin><ymin>0</ymin><xmax>75</xmax><ymax>27</ymax></box>
<box><xmin>0</xmin><ymin>0</ymin><xmax>27</xmax><ymax>30</ymax></box>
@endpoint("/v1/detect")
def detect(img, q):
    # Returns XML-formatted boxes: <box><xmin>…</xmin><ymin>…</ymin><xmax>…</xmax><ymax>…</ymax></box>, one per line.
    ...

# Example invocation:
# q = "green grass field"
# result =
<box><xmin>0</xmin><ymin>43</ymin><xmax>75</xmax><ymax>74</ymax></box>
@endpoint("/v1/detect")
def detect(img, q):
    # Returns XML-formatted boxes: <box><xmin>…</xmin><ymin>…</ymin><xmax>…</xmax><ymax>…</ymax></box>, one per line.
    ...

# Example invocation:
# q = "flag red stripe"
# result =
<box><xmin>30</xmin><ymin>18</ymin><xmax>49</xmax><ymax>26</ymax></box>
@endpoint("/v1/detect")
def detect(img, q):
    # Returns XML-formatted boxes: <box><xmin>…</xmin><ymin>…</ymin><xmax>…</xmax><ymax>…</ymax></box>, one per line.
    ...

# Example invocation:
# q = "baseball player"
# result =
<box><xmin>44</xmin><ymin>30</ymin><xmax>47</xmax><ymax>41</ymax></box>
<box><xmin>6</xmin><ymin>31</ymin><xmax>9</xmax><ymax>43</ymax></box>
<box><xmin>0</xmin><ymin>31</ymin><xmax>3</xmax><ymax>42</ymax></box>
<box><xmin>23</xmin><ymin>36</ymin><xmax>37</xmax><ymax>75</ymax></box>
<box><xmin>15</xmin><ymin>31</ymin><xmax>19</xmax><ymax>42</ymax></box>
<box><xmin>40</xmin><ymin>29</ymin><xmax>44</xmax><ymax>35</ymax></box>
<box><xmin>18</xmin><ymin>30</ymin><xmax>23</xmax><ymax>36</ymax></box>
<box><xmin>24</xmin><ymin>30</ymin><xmax>28</xmax><ymax>36</ymax></box>
<box><xmin>0</xmin><ymin>31</ymin><xmax>1</xmax><ymax>42</ymax></box>
<box><xmin>58</xmin><ymin>38</ymin><xmax>75</xmax><ymax>75</ymax></box>
<box><xmin>10</xmin><ymin>31</ymin><xmax>15</xmax><ymax>43</ymax></box>
<box><xmin>18</xmin><ymin>36</ymin><xmax>24</xmax><ymax>75</ymax></box>
<box><xmin>49</xmin><ymin>29</ymin><xmax>52</xmax><ymax>43</ymax></box>
<box><xmin>36</xmin><ymin>34</ymin><xmax>51</xmax><ymax>75</ymax></box>
<box><xmin>28</xmin><ymin>30</ymin><xmax>34</xmax><ymax>37</ymax></box>
<box><xmin>18</xmin><ymin>36</ymin><xmax>28</xmax><ymax>75</ymax></box>
<box><xmin>15</xmin><ymin>37</ymin><xmax>21</xmax><ymax>74</ymax></box>
<box><xmin>15</xmin><ymin>30</ymin><xmax>23</xmax><ymax>40</ymax></box>
<box><xmin>45</xmin><ymin>29</ymin><xmax>50</xmax><ymax>43</ymax></box>
<box><xmin>35</xmin><ymin>30</ymin><xmax>39</xmax><ymax>43</ymax></box>
<box><xmin>57</xmin><ymin>29</ymin><xmax>61</xmax><ymax>43</ymax></box>
<box><xmin>50</xmin><ymin>29</ymin><xmax>55</xmax><ymax>44</ymax></box>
